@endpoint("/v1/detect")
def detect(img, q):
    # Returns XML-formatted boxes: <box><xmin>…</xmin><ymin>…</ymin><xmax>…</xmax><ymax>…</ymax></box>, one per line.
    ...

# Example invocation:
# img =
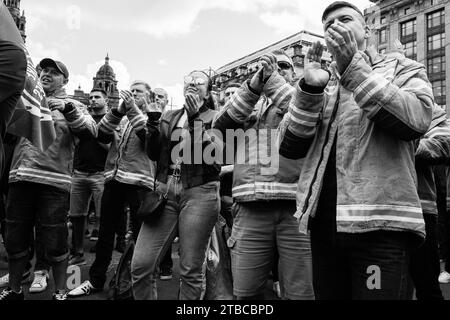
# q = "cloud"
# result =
<box><xmin>22</xmin><ymin>0</ymin><xmax>372</xmax><ymax>38</ymax></box>
<box><xmin>157</xmin><ymin>59</ymin><xmax>168</xmax><ymax>66</ymax></box>
<box><xmin>26</xmin><ymin>40</ymin><xmax>61</xmax><ymax>66</ymax></box>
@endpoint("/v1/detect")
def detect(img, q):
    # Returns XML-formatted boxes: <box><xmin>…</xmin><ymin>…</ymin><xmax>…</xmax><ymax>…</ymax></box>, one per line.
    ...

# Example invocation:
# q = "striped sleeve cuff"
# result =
<box><xmin>264</xmin><ymin>72</ymin><xmax>294</xmax><ymax>109</ymax></box>
<box><xmin>227</xmin><ymin>81</ymin><xmax>260</xmax><ymax>124</ymax></box>
<box><xmin>353</xmin><ymin>73</ymin><xmax>390</xmax><ymax>117</ymax></box>
<box><xmin>127</xmin><ymin>112</ymin><xmax>147</xmax><ymax>131</ymax></box>
<box><xmin>286</xmin><ymin>84</ymin><xmax>324</xmax><ymax>139</ymax></box>
<box><xmin>64</xmin><ymin>106</ymin><xmax>87</xmax><ymax>130</ymax></box>
<box><xmin>99</xmin><ymin>109</ymin><xmax>123</xmax><ymax>133</ymax></box>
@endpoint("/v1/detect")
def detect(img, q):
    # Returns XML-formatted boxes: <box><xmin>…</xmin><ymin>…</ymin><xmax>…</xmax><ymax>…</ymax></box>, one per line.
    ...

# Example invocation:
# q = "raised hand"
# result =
<box><xmin>47</xmin><ymin>98</ymin><xmax>66</xmax><ymax>112</ymax></box>
<box><xmin>250</xmin><ymin>53</ymin><xmax>278</xmax><ymax>94</ymax></box>
<box><xmin>184</xmin><ymin>93</ymin><xmax>200</xmax><ymax>118</ymax></box>
<box><xmin>325</xmin><ymin>21</ymin><xmax>358</xmax><ymax>75</ymax></box>
<box><xmin>304</xmin><ymin>41</ymin><xmax>330</xmax><ymax>87</ymax></box>
<box><xmin>119</xmin><ymin>90</ymin><xmax>135</xmax><ymax>112</ymax></box>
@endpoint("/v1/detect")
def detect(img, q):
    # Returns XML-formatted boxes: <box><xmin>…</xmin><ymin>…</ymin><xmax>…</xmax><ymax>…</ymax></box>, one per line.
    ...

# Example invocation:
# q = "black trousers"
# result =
<box><xmin>410</xmin><ymin>214</ymin><xmax>444</xmax><ymax>300</ymax></box>
<box><xmin>89</xmin><ymin>181</ymin><xmax>147</xmax><ymax>288</ymax></box>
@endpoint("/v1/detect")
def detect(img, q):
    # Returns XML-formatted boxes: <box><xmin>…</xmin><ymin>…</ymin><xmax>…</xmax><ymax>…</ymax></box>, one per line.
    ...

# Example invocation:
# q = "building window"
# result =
<box><xmin>379</xmin><ymin>48</ymin><xmax>387</xmax><ymax>54</ymax></box>
<box><xmin>379</xmin><ymin>28</ymin><xmax>387</xmax><ymax>44</ymax></box>
<box><xmin>400</xmin><ymin>19</ymin><xmax>416</xmax><ymax>38</ymax></box>
<box><xmin>404</xmin><ymin>7</ymin><xmax>410</xmax><ymax>15</ymax></box>
<box><xmin>431</xmin><ymin>79</ymin><xmax>446</xmax><ymax>104</ymax></box>
<box><xmin>427</xmin><ymin>33</ymin><xmax>445</xmax><ymax>51</ymax></box>
<box><xmin>427</xmin><ymin>9</ymin><xmax>445</xmax><ymax>29</ymax></box>
<box><xmin>428</xmin><ymin>55</ymin><xmax>446</xmax><ymax>75</ymax></box>
<box><xmin>403</xmin><ymin>41</ymin><xmax>417</xmax><ymax>60</ymax></box>
<box><xmin>380</xmin><ymin>16</ymin><xmax>386</xmax><ymax>24</ymax></box>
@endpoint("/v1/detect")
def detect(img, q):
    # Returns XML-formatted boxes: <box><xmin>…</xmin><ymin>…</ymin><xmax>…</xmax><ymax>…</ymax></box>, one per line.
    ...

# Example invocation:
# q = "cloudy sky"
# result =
<box><xmin>21</xmin><ymin>0</ymin><xmax>373</xmax><ymax>108</ymax></box>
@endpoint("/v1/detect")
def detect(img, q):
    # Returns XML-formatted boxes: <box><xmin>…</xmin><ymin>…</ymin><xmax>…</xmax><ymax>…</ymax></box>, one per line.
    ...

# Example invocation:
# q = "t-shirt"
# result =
<box><xmin>73</xmin><ymin>113</ymin><xmax>109</xmax><ymax>173</ymax></box>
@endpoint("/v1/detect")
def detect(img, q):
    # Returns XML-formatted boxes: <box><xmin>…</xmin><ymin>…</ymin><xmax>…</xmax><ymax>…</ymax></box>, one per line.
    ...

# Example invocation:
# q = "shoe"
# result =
<box><xmin>89</xmin><ymin>229</ymin><xmax>99</xmax><ymax>242</ymax></box>
<box><xmin>115</xmin><ymin>240</ymin><xmax>126</xmax><ymax>253</ymax></box>
<box><xmin>438</xmin><ymin>271</ymin><xmax>450</xmax><ymax>284</ymax></box>
<box><xmin>173</xmin><ymin>237</ymin><xmax>179</xmax><ymax>244</ymax></box>
<box><xmin>0</xmin><ymin>287</ymin><xmax>24</xmax><ymax>300</ymax></box>
<box><xmin>272</xmin><ymin>281</ymin><xmax>281</xmax><ymax>299</ymax></box>
<box><xmin>0</xmin><ymin>270</ymin><xmax>31</xmax><ymax>288</ymax></box>
<box><xmin>125</xmin><ymin>230</ymin><xmax>133</xmax><ymax>241</ymax></box>
<box><xmin>160</xmin><ymin>268</ymin><xmax>173</xmax><ymax>281</ymax></box>
<box><xmin>67</xmin><ymin>280</ymin><xmax>100</xmax><ymax>298</ymax></box>
<box><xmin>68</xmin><ymin>254</ymin><xmax>87</xmax><ymax>266</ymax></box>
<box><xmin>29</xmin><ymin>270</ymin><xmax>49</xmax><ymax>294</ymax></box>
<box><xmin>52</xmin><ymin>290</ymin><xmax>68</xmax><ymax>300</ymax></box>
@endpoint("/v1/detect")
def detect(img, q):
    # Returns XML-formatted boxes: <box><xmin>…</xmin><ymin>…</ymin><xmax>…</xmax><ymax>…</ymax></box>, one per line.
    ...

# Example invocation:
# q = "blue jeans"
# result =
<box><xmin>131</xmin><ymin>177</ymin><xmax>220</xmax><ymax>300</ymax></box>
<box><xmin>69</xmin><ymin>171</ymin><xmax>105</xmax><ymax>218</ymax></box>
<box><xmin>228</xmin><ymin>201</ymin><xmax>314</xmax><ymax>300</ymax></box>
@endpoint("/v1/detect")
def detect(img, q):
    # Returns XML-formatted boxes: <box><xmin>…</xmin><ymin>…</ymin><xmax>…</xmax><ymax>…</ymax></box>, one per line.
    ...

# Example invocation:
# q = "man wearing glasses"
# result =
<box><xmin>213</xmin><ymin>50</ymin><xmax>314</xmax><ymax>300</ymax></box>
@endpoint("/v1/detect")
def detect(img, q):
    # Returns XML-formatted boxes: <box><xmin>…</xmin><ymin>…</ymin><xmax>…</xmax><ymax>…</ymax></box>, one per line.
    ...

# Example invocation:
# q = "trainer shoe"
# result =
<box><xmin>52</xmin><ymin>290</ymin><xmax>68</xmax><ymax>300</ymax></box>
<box><xmin>29</xmin><ymin>270</ymin><xmax>49</xmax><ymax>294</ymax></box>
<box><xmin>0</xmin><ymin>270</ymin><xmax>31</xmax><ymax>288</ymax></box>
<box><xmin>68</xmin><ymin>254</ymin><xmax>87</xmax><ymax>266</ymax></box>
<box><xmin>0</xmin><ymin>287</ymin><xmax>24</xmax><ymax>300</ymax></box>
<box><xmin>160</xmin><ymin>268</ymin><xmax>173</xmax><ymax>281</ymax></box>
<box><xmin>272</xmin><ymin>281</ymin><xmax>281</xmax><ymax>299</ymax></box>
<box><xmin>89</xmin><ymin>229</ymin><xmax>99</xmax><ymax>242</ymax></box>
<box><xmin>438</xmin><ymin>271</ymin><xmax>450</xmax><ymax>284</ymax></box>
<box><xmin>67</xmin><ymin>280</ymin><xmax>101</xmax><ymax>298</ymax></box>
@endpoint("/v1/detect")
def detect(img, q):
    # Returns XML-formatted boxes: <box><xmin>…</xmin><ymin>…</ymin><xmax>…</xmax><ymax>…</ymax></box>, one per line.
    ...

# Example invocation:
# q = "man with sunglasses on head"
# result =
<box><xmin>68</xmin><ymin>81</ymin><xmax>158</xmax><ymax>298</ymax></box>
<box><xmin>213</xmin><ymin>50</ymin><xmax>314</xmax><ymax>300</ymax></box>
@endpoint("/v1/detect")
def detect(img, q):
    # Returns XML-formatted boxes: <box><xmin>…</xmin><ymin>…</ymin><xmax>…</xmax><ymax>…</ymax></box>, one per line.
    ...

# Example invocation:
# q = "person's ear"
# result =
<box><xmin>364</xmin><ymin>25</ymin><xmax>371</xmax><ymax>39</ymax></box>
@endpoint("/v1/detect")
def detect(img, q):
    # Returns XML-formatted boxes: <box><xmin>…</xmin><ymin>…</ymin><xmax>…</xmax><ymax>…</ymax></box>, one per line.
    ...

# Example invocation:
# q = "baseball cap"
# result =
<box><xmin>39</xmin><ymin>58</ymin><xmax>69</xmax><ymax>79</ymax></box>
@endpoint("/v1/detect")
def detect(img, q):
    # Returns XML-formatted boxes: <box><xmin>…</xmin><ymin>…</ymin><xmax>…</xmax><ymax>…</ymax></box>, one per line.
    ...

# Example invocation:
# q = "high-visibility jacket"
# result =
<box><xmin>214</xmin><ymin>73</ymin><xmax>302</xmax><ymax>202</ymax></box>
<box><xmin>278</xmin><ymin>48</ymin><xmax>434</xmax><ymax>240</ymax></box>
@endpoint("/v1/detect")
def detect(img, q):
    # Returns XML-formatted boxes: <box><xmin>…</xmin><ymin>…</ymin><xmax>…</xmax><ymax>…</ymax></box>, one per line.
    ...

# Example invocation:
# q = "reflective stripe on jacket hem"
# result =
<box><xmin>9</xmin><ymin>168</ymin><xmax>71</xmax><ymax>192</ymax></box>
<box><xmin>104</xmin><ymin>169</ymin><xmax>154</xmax><ymax>188</ymax></box>
<box><xmin>232</xmin><ymin>182</ymin><xmax>298</xmax><ymax>200</ymax></box>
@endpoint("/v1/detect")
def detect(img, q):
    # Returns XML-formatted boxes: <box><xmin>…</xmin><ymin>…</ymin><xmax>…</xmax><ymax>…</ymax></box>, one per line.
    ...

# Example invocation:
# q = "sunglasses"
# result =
<box><xmin>277</xmin><ymin>61</ymin><xmax>293</xmax><ymax>70</ymax></box>
<box><xmin>225</xmin><ymin>90</ymin><xmax>237</xmax><ymax>97</ymax></box>
<box><xmin>184</xmin><ymin>76</ymin><xmax>207</xmax><ymax>86</ymax></box>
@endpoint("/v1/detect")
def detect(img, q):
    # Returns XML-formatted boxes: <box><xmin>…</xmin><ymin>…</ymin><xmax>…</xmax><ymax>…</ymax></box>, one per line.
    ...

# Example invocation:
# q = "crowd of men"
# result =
<box><xmin>1</xmin><ymin>1</ymin><xmax>450</xmax><ymax>300</ymax></box>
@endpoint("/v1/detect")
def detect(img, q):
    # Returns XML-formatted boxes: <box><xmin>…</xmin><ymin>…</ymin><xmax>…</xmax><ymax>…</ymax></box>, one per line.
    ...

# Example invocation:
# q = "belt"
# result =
<box><xmin>168</xmin><ymin>165</ymin><xmax>181</xmax><ymax>178</ymax></box>
<box><xmin>74</xmin><ymin>170</ymin><xmax>103</xmax><ymax>176</ymax></box>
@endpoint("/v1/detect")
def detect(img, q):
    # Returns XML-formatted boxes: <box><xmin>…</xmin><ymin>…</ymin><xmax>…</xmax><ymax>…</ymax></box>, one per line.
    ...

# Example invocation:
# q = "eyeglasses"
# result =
<box><xmin>277</xmin><ymin>61</ymin><xmax>293</xmax><ymax>70</ymax></box>
<box><xmin>184</xmin><ymin>76</ymin><xmax>207</xmax><ymax>86</ymax></box>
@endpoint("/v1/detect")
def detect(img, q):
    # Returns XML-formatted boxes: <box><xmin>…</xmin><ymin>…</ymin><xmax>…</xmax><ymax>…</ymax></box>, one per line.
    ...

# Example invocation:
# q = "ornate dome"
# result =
<box><xmin>96</xmin><ymin>54</ymin><xmax>115</xmax><ymax>78</ymax></box>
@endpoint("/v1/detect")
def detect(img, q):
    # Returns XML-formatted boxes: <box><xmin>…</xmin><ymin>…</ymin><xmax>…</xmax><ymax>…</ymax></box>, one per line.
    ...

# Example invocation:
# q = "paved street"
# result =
<box><xmin>1</xmin><ymin>234</ymin><xmax>449</xmax><ymax>300</ymax></box>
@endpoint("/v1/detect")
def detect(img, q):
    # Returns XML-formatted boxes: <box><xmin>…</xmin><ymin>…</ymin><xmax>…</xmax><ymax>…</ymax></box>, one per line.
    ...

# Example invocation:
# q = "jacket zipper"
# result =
<box><xmin>302</xmin><ymin>90</ymin><xmax>340</xmax><ymax>214</ymax></box>
<box><xmin>114</xmin><ymin>122</ymin><xmax>132</xmax><ymax>176</ymax></box>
